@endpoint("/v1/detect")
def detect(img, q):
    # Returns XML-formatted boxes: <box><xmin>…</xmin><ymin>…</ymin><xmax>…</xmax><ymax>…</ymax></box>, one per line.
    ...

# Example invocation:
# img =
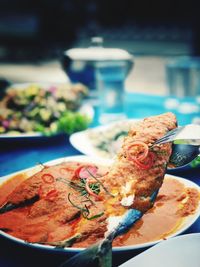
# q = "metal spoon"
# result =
<box><xmin>168</xmin><ymin>144</ymin><xmax>200</xmax><ymax>170</ymax></box>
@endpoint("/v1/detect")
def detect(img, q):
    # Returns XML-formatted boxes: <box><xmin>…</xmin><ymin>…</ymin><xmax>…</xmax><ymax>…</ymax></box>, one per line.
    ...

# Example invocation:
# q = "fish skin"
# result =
<box><xmin>0</xmin><ymin>195</ymin><xmax>39</xmax><ymax>214</ymax></box>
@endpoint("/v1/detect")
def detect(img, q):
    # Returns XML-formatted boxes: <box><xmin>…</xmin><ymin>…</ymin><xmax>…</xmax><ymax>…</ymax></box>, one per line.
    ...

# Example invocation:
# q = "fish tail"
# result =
<box><xmin>59</xmin><ymin>236</ymin><xmax>113</xmax><ymax>267</ymax></box>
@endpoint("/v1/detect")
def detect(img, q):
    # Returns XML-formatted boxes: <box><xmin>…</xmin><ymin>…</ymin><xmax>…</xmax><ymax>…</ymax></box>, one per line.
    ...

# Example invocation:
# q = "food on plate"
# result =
<box><xmin>0</xmin><ymin>83</ymin><xmax>91</xmax><ymax>135</ymax></box>
<box><xmin>0</xmin><ymin>169</ymin><xmax>199</xmax><ymax>247</ymax></box>
<box><xmin>85</xmin><ymin>120</ymin><xmax>132</xmax><ymax>158</ymax></box>
<box><xmin>0</xmin><ymin>113</ymin><xmax>199</xmax><ymax>265</ymax></box>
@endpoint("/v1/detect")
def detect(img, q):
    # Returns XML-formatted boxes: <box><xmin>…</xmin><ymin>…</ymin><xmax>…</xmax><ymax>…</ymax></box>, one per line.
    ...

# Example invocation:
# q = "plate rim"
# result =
<box><xmin>0</xmin><ymin>155</ymin><xmax>200</xmax><ymax>253</ymax></box>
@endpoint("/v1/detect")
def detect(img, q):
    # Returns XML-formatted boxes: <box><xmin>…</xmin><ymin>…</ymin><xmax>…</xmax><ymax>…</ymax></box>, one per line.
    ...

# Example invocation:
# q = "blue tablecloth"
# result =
<box><xmin>0</xmin><ymin>92</ymin><xmax>200</xmax><ymax>267</ymax></box>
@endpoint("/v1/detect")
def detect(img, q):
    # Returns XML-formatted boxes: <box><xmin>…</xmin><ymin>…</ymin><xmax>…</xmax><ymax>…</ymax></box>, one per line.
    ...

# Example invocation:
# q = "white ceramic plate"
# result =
<box><xmin>119</xmin><ymin>233</ymin><xmax>200</xmax><ymax>267</ymax></box>
<box><xmin>0</xmin><ymin>155</ymin><xmax>200</xmax><ymax>253</ymax></box>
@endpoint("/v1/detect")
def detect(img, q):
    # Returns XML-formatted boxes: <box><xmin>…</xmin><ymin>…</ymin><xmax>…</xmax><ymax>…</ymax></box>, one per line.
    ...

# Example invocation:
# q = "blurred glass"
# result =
<box><xmin>165</xmin><ymin>57</ymin><xmax>200</xmax><ymax>125</ymax></box>
<box><xmin>166</xmin><ymin>57</ymin><xmax>200</xmax><ymax>97</ymax></box>
<box><xmin>96</xmin><ymin>61</ymin><xmax>127</xmax><ymax>124</ymax></box>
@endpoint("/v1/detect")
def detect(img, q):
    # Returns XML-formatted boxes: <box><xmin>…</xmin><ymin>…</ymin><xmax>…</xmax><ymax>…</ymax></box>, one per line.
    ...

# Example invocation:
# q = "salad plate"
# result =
<box><xmin>0</xmin><ymin>83</ymin><xmax>94</xmax><ymax>140</ymax></box>
<box><xmin>0</xmin><ymin>104</ymin><xmax>94</xmax><ymax>140</ymax></box>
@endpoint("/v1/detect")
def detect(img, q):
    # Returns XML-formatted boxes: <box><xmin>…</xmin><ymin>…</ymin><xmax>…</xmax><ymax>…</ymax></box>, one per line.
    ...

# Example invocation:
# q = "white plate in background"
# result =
<box><xmin>70</xmin><ymin>119</ymin><xmax>137</xmax><ymax>159</ymax></box>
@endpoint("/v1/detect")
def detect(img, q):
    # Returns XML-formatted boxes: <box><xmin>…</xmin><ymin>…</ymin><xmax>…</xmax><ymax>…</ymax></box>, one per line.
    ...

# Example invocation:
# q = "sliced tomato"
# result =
<box><xmin>41</xmin><ymin>173</ymin><xmax>55</xmax><ymax>184</ymax></box>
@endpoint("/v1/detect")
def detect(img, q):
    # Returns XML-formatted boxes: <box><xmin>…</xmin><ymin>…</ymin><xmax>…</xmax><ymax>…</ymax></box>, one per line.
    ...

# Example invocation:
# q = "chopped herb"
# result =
<box><xmin>84</xmin><ymin>212</ymin><xmax>104</xmax><ymax>220</ymax></box>
<box><xmin>58</xmin><ymin>177</ymin><xmax>101</xmax><ymax>199</ymax></box>
<box><xmin>68</xmin><ymin>193</ymin><xmax>88</xmax><ymax>213</ymax></box>
<box><xmin>57</xmin><ymin>177</ymin><xmax>85</xmax><ymax>192</ymax></box>
<box><xmin>86</xmin><ymin>168</ymin><xmax>114</xmax><ymax>197</ymax></box>
<box><xmin>68</xmin><ymin>193</ymin><xmax>103</xmax><ymax>220</ymax></box>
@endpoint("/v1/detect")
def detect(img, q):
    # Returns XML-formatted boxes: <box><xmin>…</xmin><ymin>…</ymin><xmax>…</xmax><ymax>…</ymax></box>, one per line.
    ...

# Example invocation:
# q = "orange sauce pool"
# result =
<box><xmin>113</xmin><ymin>178</ymin><xmax>200</xmax><ymax>247</ymax></box>
<box><xmin>0</xmin><ymin>169</ymin><xmax>199</xmax><ymax>248</ymax></box>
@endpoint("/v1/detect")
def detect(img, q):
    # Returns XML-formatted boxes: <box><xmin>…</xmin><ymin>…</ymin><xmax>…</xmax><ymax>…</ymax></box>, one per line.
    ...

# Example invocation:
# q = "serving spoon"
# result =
<box><xmin>153</xmin><ymin>124</ymin><xmax>200</xmax><ymax>170</ymax></box>
<box><xmin>168</xmin><ymin>144</ymin><xmax>200</xmax><ymax>170</ymax></box>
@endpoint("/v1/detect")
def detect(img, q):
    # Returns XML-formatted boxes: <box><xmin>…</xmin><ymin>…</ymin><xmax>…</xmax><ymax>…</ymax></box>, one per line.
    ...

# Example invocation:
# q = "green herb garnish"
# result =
<box><xmin>67</xmin><ymin>193</ymin><xmax>104</xmax><ymax>220</ymax></box>
<box><xmin>86</xmin><ymin>168</ymin><xmax>114</xmax><ymax>197</ymax></box>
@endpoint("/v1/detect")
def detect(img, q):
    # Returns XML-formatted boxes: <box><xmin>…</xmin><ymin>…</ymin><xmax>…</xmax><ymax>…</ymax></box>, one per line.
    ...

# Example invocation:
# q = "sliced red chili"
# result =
<box><xmin>59</xmin><ymin>167</ymin><xmax>71</xmax><ymax>176</ymax></box>
<box><xmin>132</xmin><ymin>151</ymin><xmax>155</xmax><ymax>170</ymax></box>
<box><xmin>75</xmin><ymin>165</ymin><xmax>98</xmax><ymax>179</ymax></box>
<box><xmin>45</xmin><ymin>189</ymin><xmax>58</xmax><ymax>200</ymax></box>
<box><xmin>38</xmin><ymin>184</ymin><xmax>45</xmax><ymax>198</ymax></box>
<box><xmin>85</xmin><ymin>180</ymin><xmax>102</xmax><ymax>200</ymax></box>
<box><xmin>41</xmin><ymin>173</ymin><xmax>55</xmax><ymax>184</ymax></box>
<box><xmin>127</xmin><ymin>141</ymin><xmax>149</xmax><ymax>161</ymax></box>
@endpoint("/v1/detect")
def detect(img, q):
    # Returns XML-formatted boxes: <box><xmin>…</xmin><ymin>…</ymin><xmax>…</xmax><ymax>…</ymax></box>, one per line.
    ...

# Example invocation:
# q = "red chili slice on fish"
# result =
<box><xmin>59</xmin><ymin>167</ymin><xmax>71</xmax><ymax>176</ymax></box>
<box><xmin>75</xmin><ymin>165</ymin><xmax>98</xmax><ymax>179</ymax></box>
<box><xmin>38</xmin><ymin>184</ymin><xmax>45</xmax><ymax>198</ymax></box>
<box><xmin>127</xmin><ymin>142</ymin><xmax>155</xmax><ymax>170</ymax></box>
<box><xmin>38</xmin><ymin>184</ymin><xmax>58</xmax><ymax>200</ymax></box>
<box><xmin>127</xmin><ymin>141</ymin><xmax>149</xmax><ymax>161</ymax></box>
<box><xmin>132</xmin><ymin>151</ymin><xmax>155</xmax><ymax>170</ymax></box>
<box><xmin>41</xmin><ymin>174</ymin><xmax>55</xmax><ymax>184</ymax></box>
<box><xmin>85</xmin><ymin>180</ymin><xmax>102</xmax><ymax>200</ymax></box>
<box><xmin>45</xmin><ymin>189</ymin><xmax>58</xmax><ymax>200</ymax></box>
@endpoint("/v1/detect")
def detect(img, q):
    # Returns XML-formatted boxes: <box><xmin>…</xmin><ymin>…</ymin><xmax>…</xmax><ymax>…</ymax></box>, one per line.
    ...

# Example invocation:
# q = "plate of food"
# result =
<box><xmin>0</xmin><ymin>113</ymin><xmax>200</xmax><ymax>264</ymax></box>
<box><xmin>70</xmin><ymin>119</ymin><xmax>138</xmax><ymax>158</ymax></box>
<box><xmin>0</xmin><ymin>83</ymin><xmax>93</xmax><ymax>139</ymax></box>
<box><xmin>0</xmin><ymin>156</ymin><xmax>199</xmax><ymax>253</ymax></box>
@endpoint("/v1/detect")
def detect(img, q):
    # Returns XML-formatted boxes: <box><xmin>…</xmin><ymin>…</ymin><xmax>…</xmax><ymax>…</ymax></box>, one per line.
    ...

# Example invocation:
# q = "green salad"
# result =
<box><xmin>0</xmin><ymin>83</ymin><xmax>91</xmax><ymax>136</ymax></box>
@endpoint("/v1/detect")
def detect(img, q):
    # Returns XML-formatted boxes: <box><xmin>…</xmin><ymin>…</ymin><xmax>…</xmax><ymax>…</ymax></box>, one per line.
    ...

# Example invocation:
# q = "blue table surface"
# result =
<box><xmin>0</xmin><ymin>92</ymin><xmax>200</xmax><ymax>267</ymax></box>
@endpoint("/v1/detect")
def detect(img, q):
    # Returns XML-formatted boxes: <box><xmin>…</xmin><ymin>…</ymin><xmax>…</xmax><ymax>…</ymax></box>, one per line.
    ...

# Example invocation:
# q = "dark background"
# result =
<box><xmin>0</xmin><ymin>0</ymin><xmax>200</xmax><ymax>61</ymax></box>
